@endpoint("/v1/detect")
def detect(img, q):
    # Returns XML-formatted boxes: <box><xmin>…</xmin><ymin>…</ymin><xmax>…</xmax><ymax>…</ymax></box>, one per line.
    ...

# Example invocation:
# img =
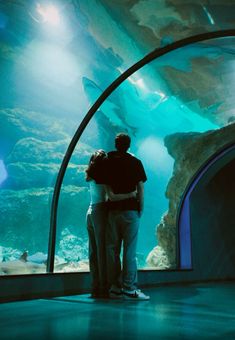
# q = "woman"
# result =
<box><xmin>86</xmin><ymin>149</ymin><xmax>136</xmax><ymax>298</ymax></box>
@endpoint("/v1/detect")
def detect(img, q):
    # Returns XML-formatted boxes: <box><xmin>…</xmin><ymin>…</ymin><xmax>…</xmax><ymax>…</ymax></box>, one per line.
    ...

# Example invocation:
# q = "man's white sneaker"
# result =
<box><xmin>123</xmin><ymin>289</ymin><xmax>150</xmax><ymax>301</ymax></box>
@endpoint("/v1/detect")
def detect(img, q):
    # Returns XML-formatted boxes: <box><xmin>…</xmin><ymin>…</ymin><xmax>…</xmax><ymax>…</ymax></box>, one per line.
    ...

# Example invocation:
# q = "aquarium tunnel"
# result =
<box><xmin>0</xmin><ymin>0</ymin><xmax>235</xmax><ymax>301</ymax></box>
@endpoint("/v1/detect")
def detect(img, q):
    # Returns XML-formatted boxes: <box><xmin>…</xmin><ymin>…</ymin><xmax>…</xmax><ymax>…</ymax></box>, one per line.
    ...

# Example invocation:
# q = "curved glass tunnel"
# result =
<box><xmin>55</xmin><ymin>37</ymin><xmax>235</xmax><ymax>273</ymax></box>
<box><xmin>0</xmin><ymin>1</ymin><xmax>235</xmax><ymax>277</ymax></box>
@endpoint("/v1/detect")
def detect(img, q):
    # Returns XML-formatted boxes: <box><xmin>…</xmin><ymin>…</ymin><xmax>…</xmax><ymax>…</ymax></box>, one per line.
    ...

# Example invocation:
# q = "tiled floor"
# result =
<box><xmin>0</xmin><ymin>281</ymin><xmax>235</xmax><ymax>339</ymax></box>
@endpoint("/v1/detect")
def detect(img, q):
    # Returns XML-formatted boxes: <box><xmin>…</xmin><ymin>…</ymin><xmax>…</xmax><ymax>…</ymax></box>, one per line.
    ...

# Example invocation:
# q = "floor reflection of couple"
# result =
<box><xmin>86</xmin><ymin>133</ymin><xmax>150</xmax><ymax>301</ymax></box>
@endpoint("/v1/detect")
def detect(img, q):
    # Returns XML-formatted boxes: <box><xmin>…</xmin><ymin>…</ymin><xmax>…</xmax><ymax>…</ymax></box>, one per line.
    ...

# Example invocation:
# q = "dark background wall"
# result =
<box><xmin>189</xmin><ymin>156</ymin><xmax>235</xmax><ymax>280</ymax></box>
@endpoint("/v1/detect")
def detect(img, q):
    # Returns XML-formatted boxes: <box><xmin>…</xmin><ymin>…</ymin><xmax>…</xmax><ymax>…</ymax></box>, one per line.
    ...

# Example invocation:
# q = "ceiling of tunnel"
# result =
<box><xmin>0</xmin><ymin>0</ymin><xmax>235</xmax><ymax>126</ymax></box>
<box><xmin>79</xmin><ymin>0</ymin><xmax>235</xmax><ymax>127</ymax></box>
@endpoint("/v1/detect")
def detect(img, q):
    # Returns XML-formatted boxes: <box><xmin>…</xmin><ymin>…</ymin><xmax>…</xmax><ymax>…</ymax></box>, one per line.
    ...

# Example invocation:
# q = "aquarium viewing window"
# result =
<box><xmin>50</xmin><ymin>30</ymin><xmax>235</xmax><ymax>274</ymax></box>
<box><xmin>0</xmin><ymin>0</ymin><xmax>235</xmax><ymax>276</ymax></box>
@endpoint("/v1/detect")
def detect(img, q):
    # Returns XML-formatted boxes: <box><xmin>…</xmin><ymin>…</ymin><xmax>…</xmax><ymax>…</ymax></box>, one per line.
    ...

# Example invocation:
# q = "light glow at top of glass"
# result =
<box><xmin>36</xmin><ymin>3</ymin><xmax>60</xmax><ymax>26</ymax></box>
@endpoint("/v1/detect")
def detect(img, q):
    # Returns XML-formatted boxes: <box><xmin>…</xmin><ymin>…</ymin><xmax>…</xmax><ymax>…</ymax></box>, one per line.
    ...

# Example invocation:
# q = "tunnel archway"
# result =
<box><xmin>178</xmin><ymin>143</ymin><xmax>235</xmax><ymax>270</ymax></box>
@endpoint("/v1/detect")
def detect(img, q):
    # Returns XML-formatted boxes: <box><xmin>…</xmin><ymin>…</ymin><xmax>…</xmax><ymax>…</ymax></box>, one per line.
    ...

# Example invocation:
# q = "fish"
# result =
<box><xmin>0</xmin><ymin>252</ymin><xmax>46</xmax><ymax>275</ymax></box>
<box><xmin>0</xmin><ymin>262</ymin><xmax>46</xmax><ymax>275</ymax></box>
<box><xmin>0</xmin><ymin>250</ymin><xmax>88</xmax><ymax>274</ymax></box>
<box><xmin>82</xmin><ymin>77</ymin><xmax>138</xmax><ymax>135</ymax></box>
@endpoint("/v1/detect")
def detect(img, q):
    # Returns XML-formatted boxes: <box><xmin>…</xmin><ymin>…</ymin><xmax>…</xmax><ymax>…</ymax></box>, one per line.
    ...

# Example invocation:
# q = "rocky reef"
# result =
<box><xmin>147</xmin><ymin>122</ymin><xmax>235</xmax><ymax>267</ymax></box>
<box><xmin>0</xmin><ymin>107</ymin><xmax>94</xmax><ymax>266</ymax></box>
<box><xmin>0</xmin><ymin>104</ymin><xmax>125</xmax><ymax>275</ymax></box>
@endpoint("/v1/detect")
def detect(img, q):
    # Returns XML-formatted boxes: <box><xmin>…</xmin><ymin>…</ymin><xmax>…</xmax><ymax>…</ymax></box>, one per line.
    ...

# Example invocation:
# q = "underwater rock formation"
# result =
<box><xmin>162</xmin><ymin>53</ymin><xmax>235</xmax><ymax>126</ymax></box>
<box><xmin>0</xmin><ymin>108</ymin><xmax>94</xmax><ymax>189</ymax></box>
<box><xmin>4</xmin><ymin>137</ymin><xmax>92</xmax><ymax>189</ymax></box>
<box><xmin>0</xmin><ymin>106</ymin><xmax>95</xmax><ymax>272</ymax></box>
<box><xmin>58</xmin><ymin>227</ymin><xmax>88</xmax><ymax>263</ymax></box>
<box><xmin>148</xmin><ymin>122</ymin><xmax>235</xmax><ymax>267</ymax></box>
<box><xmin>0</xmin><ymin>186</ymin><xmax>89</xmax><ymax>254</ymax></box>
<box><xmin>6</xmin><ymin>137</ymin><xmax>93</xmax><ymax>165</ymax></box>
<box><xmin>0</xmin><ymin>106</ymin><xmax>94</xmax><ymax>263</ymax></box>
<box><xmin>0</xmin><ymin>104</ymin><xmax>118</xmax><ymax>275</ymax></box>
<box><xmin>146</xmin><ymin>245</ymin><xmax>170</xmax><ymax>269</ymax></box>
<box><xmin>0</xmin><ymin>108</ymin><xmax>68</xmax><ymax>158</ymax></box>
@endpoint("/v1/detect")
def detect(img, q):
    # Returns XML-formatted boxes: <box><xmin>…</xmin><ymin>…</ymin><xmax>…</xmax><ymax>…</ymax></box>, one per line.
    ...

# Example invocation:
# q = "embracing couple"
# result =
<box><xmin>85</xmin><ymin>133</ymin><xmax>149</xmax><ymax>301</ymax></box>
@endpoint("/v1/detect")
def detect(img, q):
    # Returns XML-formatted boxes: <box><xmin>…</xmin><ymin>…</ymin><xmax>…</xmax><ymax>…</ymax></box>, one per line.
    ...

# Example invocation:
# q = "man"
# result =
<box><xmin>105</xmin><ymin>133</ymin><xmax>150</xmax><ymax>301</ymax></box>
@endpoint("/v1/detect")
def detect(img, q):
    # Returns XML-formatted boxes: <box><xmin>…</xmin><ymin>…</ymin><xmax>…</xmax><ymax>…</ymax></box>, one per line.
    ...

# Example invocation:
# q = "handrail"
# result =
<box><xmin>47</xmin><ymin>29</ymin><xmax>235</xmax><ymax>272</ymax></box>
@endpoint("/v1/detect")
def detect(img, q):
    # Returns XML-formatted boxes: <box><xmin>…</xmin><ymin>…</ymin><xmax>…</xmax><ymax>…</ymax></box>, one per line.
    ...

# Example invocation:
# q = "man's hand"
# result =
<box><xmin>137</xmin><ymin>181</ymin><xmax>144</xmax><ymax>218</ymax></box>
<box><xmin>138</xmin><ymin>209</ymin><xmax>143</xmax><ymax>218</ymax></box>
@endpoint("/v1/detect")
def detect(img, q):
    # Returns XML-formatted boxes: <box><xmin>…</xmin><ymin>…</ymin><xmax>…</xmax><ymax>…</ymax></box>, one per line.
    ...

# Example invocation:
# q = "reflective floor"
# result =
<box><xmin>0</xmin><ymin>282</ymin><xmax>235</xmax><ymax>339</ymax></box>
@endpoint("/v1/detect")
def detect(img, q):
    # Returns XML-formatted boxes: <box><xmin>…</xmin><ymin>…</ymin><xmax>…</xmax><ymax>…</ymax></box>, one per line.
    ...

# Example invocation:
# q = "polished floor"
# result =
<box><xmin>0</xmin><ymin>281</ymin><xmax>235</xmax><ymax>339</ymax></box>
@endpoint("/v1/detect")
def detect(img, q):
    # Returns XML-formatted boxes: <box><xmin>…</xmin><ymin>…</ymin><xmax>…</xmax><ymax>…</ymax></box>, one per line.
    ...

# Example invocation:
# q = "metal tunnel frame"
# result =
<box><xmin>47</xmin><ymin>29</ymin><xmax>235</xmax><ymax>272</ymax></box>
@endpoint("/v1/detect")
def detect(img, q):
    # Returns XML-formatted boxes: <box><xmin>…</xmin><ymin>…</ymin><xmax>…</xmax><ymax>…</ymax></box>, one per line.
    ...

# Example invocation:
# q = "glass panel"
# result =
<box><xmin>1</xmin><ymin>0</ymin><xmax>235</xmax><ymax>275</ymax></box>
<box><xmin>56</xmin><ymin>36</ymin><xmax>235</xmax><ymax>272</ymax></box>
<box><xmin>0</xmin><ymin>2</ymin><xmax>119</xmax><ymax>275</ymax></box>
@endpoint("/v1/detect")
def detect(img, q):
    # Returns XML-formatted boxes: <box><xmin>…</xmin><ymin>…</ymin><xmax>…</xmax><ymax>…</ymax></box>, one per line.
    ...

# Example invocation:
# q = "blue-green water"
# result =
<box><xmin>0</xmin><ymin>0</ymin><xmax>234</xmax><ymax>274</ymax></box>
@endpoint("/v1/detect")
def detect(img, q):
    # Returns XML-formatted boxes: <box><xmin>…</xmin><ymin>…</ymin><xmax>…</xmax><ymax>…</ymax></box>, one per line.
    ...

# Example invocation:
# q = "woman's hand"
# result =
<box><xmin>105</xmin><ymin>186</ymin><xmax>137</xmax><ymax>201</ymax></box>
<box><xmin>128</xmin><ymin>191</ymin><xmax>137</xmax><ymax>198</ymax></box>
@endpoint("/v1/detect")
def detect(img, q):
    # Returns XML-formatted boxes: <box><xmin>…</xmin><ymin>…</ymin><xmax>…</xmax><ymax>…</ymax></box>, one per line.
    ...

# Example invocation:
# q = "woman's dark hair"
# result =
<box><xmin>115</xmin><ymin>133</ymin><xmax>131</xmax><ymax>152</ymax></box>
<box><xmin>85</xmin><ymin>149</ymin><xmax>107</xmax><ymax>181</ymax></box>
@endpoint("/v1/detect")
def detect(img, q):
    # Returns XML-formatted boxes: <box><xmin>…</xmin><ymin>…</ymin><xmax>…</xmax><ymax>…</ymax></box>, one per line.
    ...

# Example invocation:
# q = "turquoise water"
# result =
<box><xmin>89</xmin><ymin>72</ymin><xmax>218</xmax><ymax>256</ymax></box>
<box><xmin>0</xmin><ymin>1</ymin><xmax>234</xmax><ymax>274</ymax></box>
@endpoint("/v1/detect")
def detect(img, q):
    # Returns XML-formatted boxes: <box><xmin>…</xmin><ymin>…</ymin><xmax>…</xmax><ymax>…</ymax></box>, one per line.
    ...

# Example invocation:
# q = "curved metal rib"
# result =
<box><xmin>47</xmin><ymin>29</ymin><xmax>235</xmax><ymax>272</ymax></box>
